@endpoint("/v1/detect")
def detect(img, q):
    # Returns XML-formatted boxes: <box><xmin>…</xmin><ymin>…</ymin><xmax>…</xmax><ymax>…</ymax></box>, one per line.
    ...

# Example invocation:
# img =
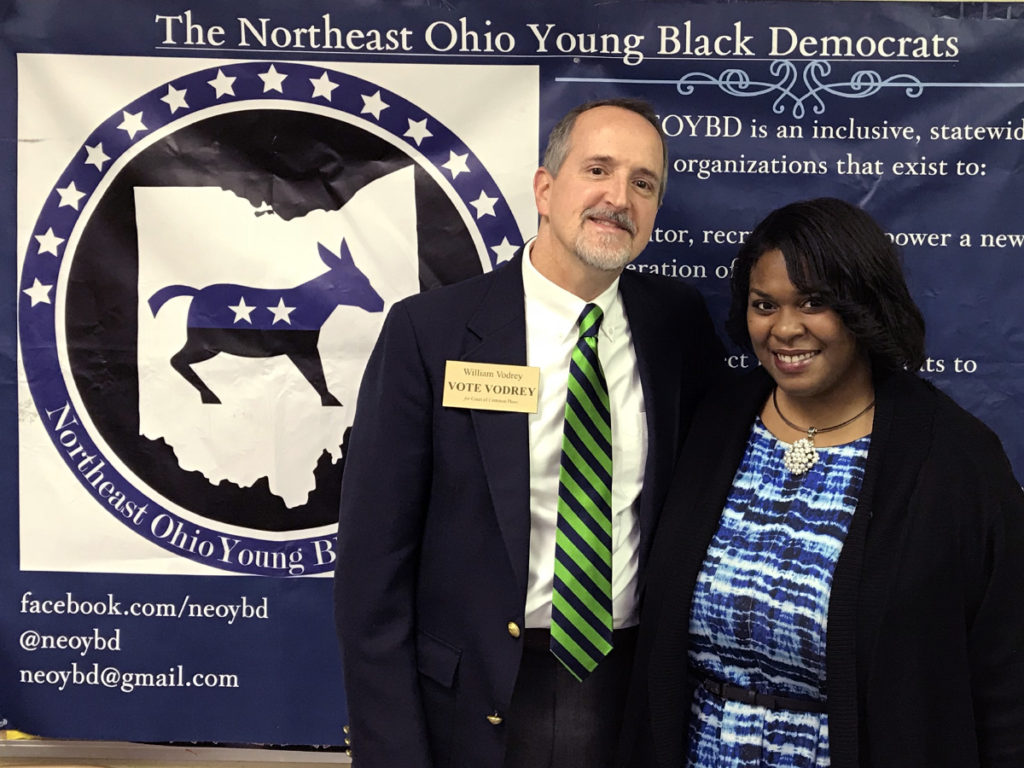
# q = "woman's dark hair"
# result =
<box><xmin>725</xmin><ymin>197</ymin><xmax>926</xmax><ymax>372</ymax></box>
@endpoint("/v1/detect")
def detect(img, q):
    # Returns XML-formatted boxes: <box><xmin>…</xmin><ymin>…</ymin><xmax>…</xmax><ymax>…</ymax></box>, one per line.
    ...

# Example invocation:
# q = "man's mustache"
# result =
<box><xmin>582</xmin><ymin>207</ymin><xmax>636</xmax><ymax>236</ymax></box>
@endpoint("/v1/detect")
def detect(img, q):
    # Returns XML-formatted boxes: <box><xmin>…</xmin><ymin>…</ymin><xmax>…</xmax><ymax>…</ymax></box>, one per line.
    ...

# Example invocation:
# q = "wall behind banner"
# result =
<box><xmin>1</xmin><ymin>0</ymin><xmax>1022</xmax><ymax>753</ymax></box>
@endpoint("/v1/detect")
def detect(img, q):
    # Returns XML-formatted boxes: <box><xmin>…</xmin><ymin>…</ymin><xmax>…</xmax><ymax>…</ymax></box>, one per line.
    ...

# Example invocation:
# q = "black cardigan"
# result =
<box><xmin>624</xmin><ymin>368</ymin><xmax>1024</xmax><ymax>768</ymax></box>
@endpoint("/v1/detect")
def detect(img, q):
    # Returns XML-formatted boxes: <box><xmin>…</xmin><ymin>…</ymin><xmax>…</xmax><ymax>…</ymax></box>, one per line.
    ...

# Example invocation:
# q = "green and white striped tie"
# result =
<box><xmin>550</xmin><ymin>303</ymin><xmax>613</xmax><ymax>681</ymax></box>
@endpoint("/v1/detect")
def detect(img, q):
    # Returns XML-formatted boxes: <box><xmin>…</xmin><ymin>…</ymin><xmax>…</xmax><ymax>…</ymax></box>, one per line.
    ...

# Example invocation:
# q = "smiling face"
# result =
<box><xmin>533</xmin><ymin>105</ymin><xmax>664</xmax><ymax>283</ymax></box>
<box><xmin>748</xmin><ymin>249</ymin><xmax>872</xmax><ymax>408</ymax></box>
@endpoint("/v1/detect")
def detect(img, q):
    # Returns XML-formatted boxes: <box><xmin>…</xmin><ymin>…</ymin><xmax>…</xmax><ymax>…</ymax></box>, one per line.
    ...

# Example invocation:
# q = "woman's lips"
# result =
<box><xmin>772</xmin><ymin>350</ymin><xmax>818</xmax><ymax>373</ymax></box>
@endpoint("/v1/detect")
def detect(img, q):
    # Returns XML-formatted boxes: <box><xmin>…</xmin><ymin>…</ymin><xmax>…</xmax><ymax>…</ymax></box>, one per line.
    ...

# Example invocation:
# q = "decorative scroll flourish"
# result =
<box><xmin>675</xmin><ymin>60</ymin><xmax>924</xmax><ymax>118</ymax></box>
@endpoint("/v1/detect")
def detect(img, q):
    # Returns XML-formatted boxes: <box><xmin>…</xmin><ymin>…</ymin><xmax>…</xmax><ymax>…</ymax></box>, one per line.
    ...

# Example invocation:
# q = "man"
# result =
<box><xmin>335</xmin><ymin>99</ymin><xmax>724</xmax><ymax>768</ymax></box>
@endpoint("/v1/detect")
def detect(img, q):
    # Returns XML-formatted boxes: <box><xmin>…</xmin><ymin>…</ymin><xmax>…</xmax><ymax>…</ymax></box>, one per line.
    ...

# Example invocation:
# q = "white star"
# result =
<box><xmin>259</xmin><ymin>65</ymin><xmax>287</xmax><ymax>93</ymax></box>
<box><xmin>84</xmin><ymin>143</ymin><xmax>110</xmax><ymax>171</ymax></box>
<box><xmin>267</xmin><ymin>298</ymin><xmax>296</xmax><ymax>325</ymax></box>
<box><xmin>404</xmin><ymin>118</ymin><xmax>432</xmax><ymax>146</ymax></box>
<box><xmin>470</xmin><ymin>190</ymin><xmax>498</xmax><ymax>219</ymax></box>
<box><xmin>23</xmin><ymin>278</ymin><xmax>53</xmax><ymax>307</ymax></box>
<box><xmin>117</xmin><ymin>111</ymin><xmax>147</xmax><ymax>140</ymax></box>
<box><xmin>360</xmin><ymin>90</ymin><xmax>389</xmax><ymax>120</ymax></box>
<box><xmin>161</xmin><ymin>85</ymin><xmax>189</xmax><ymax>113</ymax></box>
<box><xmin>208</xmin><ymin>69</ymin><xmax>236</xmax><ymax>98</ymax></box>
<box><xmin>56</xmin><ymin>181</ymin><xmax>86</xmax><ymax>210</ymax></box>
<box><xmin>35</xmin><ymin>228</ymin><xmax>65</xmax><ymax>256</ymax></box>
<box><xmin>310</xmin><ymin>71</ymin><xmax>338</xmax><ymax>101</ymax></box>
<box><xmin>228</xmin><ymin>297</ymin><xmax>255</xmax><ymax>324</ymax></box>
<box><xmin>491</xmin><ymin>237</ymin><xmax>520</xmax><ymax>264</ymax></box>
<box><xmin>442</xmin><ymin>151</ymin><xmax>470</xmax><ymax>180</ymax></box>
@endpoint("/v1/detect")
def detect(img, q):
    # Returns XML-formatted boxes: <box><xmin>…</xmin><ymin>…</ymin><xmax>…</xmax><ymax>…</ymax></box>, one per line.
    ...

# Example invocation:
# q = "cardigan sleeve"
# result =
<box><xmin>949</xmin><ymin>418</ymin><xmax>1024</xmax><ymax>767</ymax></box>
<box><xmin>967</xmin><ymin>479</ymin><xmax>1024</xmax><ymax>765</ymax></box>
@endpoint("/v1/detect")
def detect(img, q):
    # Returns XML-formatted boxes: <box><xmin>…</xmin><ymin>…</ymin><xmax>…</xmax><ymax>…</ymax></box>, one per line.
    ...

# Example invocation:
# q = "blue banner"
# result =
<box><xmin>2</xmin><ymin>0</ymin><xmax>1021</xmax><ymax>746</ymax></box>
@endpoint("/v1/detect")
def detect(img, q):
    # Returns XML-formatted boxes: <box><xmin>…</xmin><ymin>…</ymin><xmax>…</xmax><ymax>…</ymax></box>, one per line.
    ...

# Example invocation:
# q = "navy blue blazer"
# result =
<box><xmin>335</xmin><ymin>253</ymin><xmax>724</xmax><ymax>768</ymax></box>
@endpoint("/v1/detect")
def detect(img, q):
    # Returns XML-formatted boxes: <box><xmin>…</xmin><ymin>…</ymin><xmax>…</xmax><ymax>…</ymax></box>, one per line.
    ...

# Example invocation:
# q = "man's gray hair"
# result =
<box><xmin>541</xmin><ymin>98</ymin><xmax>668</xmax><ymax>206</ymax></box>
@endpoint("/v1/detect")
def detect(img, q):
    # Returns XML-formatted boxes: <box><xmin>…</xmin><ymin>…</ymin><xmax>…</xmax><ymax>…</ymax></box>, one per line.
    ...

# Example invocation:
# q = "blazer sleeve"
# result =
<box><xmin>334</xmin><ymin>301</ymin><xmax>435</xmax><ymax>768</ymax></box>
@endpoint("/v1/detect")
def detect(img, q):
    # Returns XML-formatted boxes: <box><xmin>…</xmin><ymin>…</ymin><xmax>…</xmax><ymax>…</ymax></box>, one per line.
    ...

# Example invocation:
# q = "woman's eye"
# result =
<box><xmin>751</xmin><ymin>300</ymin><xmax>773</xmax><ymax>312</ymax></box>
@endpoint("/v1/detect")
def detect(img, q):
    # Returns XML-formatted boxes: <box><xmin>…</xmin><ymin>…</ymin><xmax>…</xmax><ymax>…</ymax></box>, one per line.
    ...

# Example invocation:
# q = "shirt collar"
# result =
<box><xmin>522</xmin><ymin>239</ymin><xmax>624</xmax><ymax>344</ymax></box>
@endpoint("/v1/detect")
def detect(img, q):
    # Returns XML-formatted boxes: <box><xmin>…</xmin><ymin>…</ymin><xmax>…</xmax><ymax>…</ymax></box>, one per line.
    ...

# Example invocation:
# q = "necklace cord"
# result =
<box><xmin>772</xmin><ymin>388</ymin><xmax>875</xmax><ymax>437</ymax></box>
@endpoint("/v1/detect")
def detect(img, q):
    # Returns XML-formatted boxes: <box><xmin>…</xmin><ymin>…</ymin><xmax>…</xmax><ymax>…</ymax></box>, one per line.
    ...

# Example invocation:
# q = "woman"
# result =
<box><xmin>623</xmin><ymin>198</ymin><xmax>1024</xmax><ymax>768</ymax></box>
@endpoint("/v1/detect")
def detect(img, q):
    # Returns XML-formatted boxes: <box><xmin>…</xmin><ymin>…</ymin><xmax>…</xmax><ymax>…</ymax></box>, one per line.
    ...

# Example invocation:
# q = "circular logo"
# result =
<box><xmin>20</xmin><ymin>61</ymin><xmax>523</xmax><ymax>575</ymax></box>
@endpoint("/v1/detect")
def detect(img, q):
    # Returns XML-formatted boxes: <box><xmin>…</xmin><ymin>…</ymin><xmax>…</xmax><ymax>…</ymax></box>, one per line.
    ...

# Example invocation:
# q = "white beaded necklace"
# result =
<box><xmin>772</xmin><ymin>388</ymin><xmax>875</xmax><ymax>475</ymax></box>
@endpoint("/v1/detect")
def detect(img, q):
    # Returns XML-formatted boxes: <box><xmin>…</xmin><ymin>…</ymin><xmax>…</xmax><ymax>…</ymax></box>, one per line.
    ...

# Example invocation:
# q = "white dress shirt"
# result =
<box><xmin>521</xmin><ymin>243</ymin><xmax>647</xmax><ymax>629</ymax></box>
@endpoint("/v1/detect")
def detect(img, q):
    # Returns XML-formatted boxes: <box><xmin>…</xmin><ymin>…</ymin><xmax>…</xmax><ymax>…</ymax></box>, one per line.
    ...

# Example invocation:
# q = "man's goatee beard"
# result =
<box><xmin>574</xmin><ymin>233</ymin><xmax>634</xmax><ymax>271</ymax></box>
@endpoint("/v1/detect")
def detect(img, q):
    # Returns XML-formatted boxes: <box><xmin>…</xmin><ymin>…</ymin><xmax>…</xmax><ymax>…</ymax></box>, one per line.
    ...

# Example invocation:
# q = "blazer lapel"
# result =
<box><xmin>619</xmin><ymin>276</ymin><xmax>680</xmax><ymax>569</ymax></box>
<box><xmin>463</xmin><ymin>255</ymin><xmax>531</xmax><ymax>594</ymax></box>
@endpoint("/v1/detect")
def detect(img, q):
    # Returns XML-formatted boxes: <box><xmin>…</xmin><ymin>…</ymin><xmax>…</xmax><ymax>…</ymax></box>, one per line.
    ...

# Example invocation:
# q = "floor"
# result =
<box><xmin>0</xmin><ymin>738</ymin><xmax>351</xmax><ymax>767</ymax></box>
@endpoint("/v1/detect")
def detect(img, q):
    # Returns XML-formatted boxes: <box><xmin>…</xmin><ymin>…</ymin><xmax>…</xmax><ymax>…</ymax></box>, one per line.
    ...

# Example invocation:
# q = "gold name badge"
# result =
<box><xmin>442</xmin><ymin>361</ymin><xmax>540</xmax><ymax>413</ymax></box>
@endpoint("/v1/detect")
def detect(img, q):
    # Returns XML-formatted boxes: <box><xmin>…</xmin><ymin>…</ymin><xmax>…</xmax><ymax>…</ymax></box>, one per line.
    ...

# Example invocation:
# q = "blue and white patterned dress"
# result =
<box><xmin>686</xmin><ymin>419</ymin><xmax>869</xmax><ymax>768</ymax></box>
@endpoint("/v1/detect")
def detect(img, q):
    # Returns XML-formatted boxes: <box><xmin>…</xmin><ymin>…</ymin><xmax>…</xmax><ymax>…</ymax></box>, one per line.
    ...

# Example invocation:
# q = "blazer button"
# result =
<box><xmin>486</xmin><ymin>712</ymin><xmax>504</xmax><ymax>725</ymax></box>
<box><xmin>507</xmin><ymin>621</ymin><xmax>521</xmax><ymax>638</ymax></box>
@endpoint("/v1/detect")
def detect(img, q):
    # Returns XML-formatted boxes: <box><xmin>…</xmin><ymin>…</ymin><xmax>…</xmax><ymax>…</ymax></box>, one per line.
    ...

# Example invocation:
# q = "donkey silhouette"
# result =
<box><xmin>149</xmin><ymin>239</ymin><xmax>384</xmax><ymax>406</ymax></box>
